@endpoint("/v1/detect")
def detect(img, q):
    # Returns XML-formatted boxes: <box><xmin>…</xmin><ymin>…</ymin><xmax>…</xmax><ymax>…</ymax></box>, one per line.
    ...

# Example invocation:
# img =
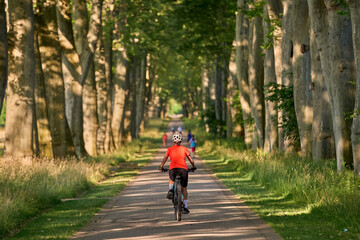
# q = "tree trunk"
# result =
<box><xmin>34</xmin><ymin>32</ymin><xmax>53</xmax><ymax>157</ymax></box>
<box><xmin>292</xmin><ymin>0</ymin><xmax>312</xmax><ymax>158</ymax></box>
<box><xmin>263</xmin><ymin>6</ymin><xmax>278</xmax><ymax>152</ymax></box>
<box><xmin>281</xmin><ymin>0</ymin><xmax>294</xmax><ymax>151</ymax></box>
<box><xmin>347</xmin><ymin>0</ymin><xmax>360</xmax><ymax>177</ymax></box>
<box><xmin>37</xmin><ymin>0</ymin><xmax>68</xmax><ymax>157</ymax></box>
<box><xmin>69</xmin><ymin>0</ymin><xmax>104</xmax><ymax>157</ymax></box>
<box><xmin>135</xmin><ymin>54</ymin><xmax>146</xmax><ymax>138</ymax></box>
<box><xmin>236</xmin><ymin>0</ymin><xmax>252</xmax><ymax>148</ymax></box>
<box><xmin>308</xmin><ymin>0</ymin><xmax>355</xmax><ymax>171</ymax></box>
<box><xmin>95</xmin><ymin>37</ymin><xmax>107</xmax><ymax>155</ymax></box>
<box><xmin>122</xmin><ymin>58</ymin><xmax>134</xmax><ymax>142</ymax></box>
<box><xmin>111</xmin><ymin>48</ymin><xmax>127</xmax><ymax>148</ymax></box>
<box><xmin>0</xmin><ymin>0</ymin><xmax>7</xmax><ymax>113</ymax></box>
<box><xmin>6</xmin><ymin>0</ymin><xmax>35</xmax><ymax>156</ymax></box>
<box><xmin>227</xmin><ymin>50</ymin><xmax>237</xmax><ymax>139</ymax></box>
<box><xmin>202</xmin><ymin>67</ymin><xmax>210</xmax><ymax>133</ymax></box>
<box><xmin>248</xmin><ymin>16</ymin><xmax>265</xmax><ymax>148</ymax></box>
<box><xmin>310</xmin><ymin>29</ymin><xmax>335</xmax><ymax>160</ymax></box>
<box><xmin>83</xmin><ymin>62</ymin><xmax>98</xmax><ymax>156</ymax></box>
<box><xmin>56</xmin><ymin>0</ymin><xmax>87</xmax><ymax>158</ymax></box>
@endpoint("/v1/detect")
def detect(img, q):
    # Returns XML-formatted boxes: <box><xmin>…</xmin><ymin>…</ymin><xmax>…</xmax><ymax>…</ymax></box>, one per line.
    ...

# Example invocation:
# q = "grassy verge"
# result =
<box><xmin>1</xmin><ymin>119</ymin><xmax>165</xmax><ymax>239</ymax></box>
<box><xmin>185</xmin><ymin>118</ymin><xmax>360</xmax><ymax>240</ymax></box>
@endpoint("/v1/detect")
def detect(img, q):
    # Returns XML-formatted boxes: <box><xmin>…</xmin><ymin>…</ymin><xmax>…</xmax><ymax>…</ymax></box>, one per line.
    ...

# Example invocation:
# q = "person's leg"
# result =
<box><xmin>167</xmin><ymin>170</ymin><xmax>175</xmax><ymax>199</ymax></box>
<box><xmin>181</xmin><ymin>187</ymin><xmax>188</xmax><ymax>200</ymax></box>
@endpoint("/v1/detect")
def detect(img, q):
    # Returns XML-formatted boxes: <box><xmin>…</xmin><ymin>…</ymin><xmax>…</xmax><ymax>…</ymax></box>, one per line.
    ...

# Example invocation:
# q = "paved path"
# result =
<box><xmin>72</xmin><ymin>119</ymin><xmax>281</xmax><ymax>240</ymax></box>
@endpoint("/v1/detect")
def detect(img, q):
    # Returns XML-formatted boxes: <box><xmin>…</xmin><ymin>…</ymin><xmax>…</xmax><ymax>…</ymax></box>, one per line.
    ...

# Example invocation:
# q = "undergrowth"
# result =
<box><xmin>0</xmin><ymin>118</ymin><xmax>165</xmax><ymax>239</ymax></box>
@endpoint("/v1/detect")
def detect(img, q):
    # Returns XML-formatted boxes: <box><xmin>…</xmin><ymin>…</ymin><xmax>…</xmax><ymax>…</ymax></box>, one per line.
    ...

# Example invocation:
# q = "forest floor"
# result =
<box><xmin>71</xmin><ymin>118</ymin><xmax>281</xmax><ymax>240</ymax></box>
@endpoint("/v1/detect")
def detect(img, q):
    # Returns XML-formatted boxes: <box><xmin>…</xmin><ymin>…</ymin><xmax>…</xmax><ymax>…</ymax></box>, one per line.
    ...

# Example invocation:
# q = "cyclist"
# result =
<box><xmin>158</xmin><ymin>133</ymin><xmax>196</xmax><ymax>214</ymax></box>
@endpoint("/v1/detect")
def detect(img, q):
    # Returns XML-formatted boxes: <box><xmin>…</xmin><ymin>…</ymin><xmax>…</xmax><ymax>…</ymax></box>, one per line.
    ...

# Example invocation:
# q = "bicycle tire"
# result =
<box><xmin>176</xmin><ymin>180</ymin><xmax>182</xmax><ymax>221</ymax></box>
<box><xmin>173</xmin><ymin>181</ymin><xmax>178</xmax><ymax>220</ymax></box>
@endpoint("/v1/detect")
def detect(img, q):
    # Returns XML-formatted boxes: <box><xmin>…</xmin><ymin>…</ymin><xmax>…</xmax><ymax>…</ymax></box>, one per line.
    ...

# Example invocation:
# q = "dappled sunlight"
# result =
<box><xmin>72</xmin><ymin>137</ymin><xmax>280</xmax><ymax>239</ymax></box>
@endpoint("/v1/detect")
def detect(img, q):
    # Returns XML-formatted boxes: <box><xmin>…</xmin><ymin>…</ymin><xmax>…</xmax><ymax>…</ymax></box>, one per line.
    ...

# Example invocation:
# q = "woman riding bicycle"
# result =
<box><xmin>159</xmin><ymin>133</ymin><xmax>196</xmax><ymax>214</ymax></box>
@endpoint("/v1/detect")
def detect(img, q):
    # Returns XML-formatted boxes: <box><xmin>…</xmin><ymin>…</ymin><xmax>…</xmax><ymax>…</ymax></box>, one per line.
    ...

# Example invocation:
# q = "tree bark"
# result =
<box><xmin>37</xmin><ymin>0</ymin><xmax>68</xmax><ymax>157</ymax></box>
<box><xmin>307</xmin><ymin>0</ymin><xmax>355</xmax><ymax>171</ymax></box>
<box><xmin>6</xmin><ymin>0</ymin><xmax>35</xmax><ymax>156</ymax></box>
<box><xmin>202</xmin><ymin>67</ymin><xmax>210</xmax><ymax>133</ymax></box>
<box><xmin>0</xmin><ymin>0</ymin><xmax>7</xmax><ymax>113</ymax></box>
<box><xmin>56</xmin><ymin>0</ymin><xmax>87</xmax><ymax>158</ymax></box>
<box><xmin>83</xmin><ymin>62</ymin><xmax>98</xmax><ymax>156</ymax></box>
<box><xmin>236</xmin><ymin>0</ymin><xmax>252</xmax><ymax>148</ymax></box>
<box><xmin>310</xmin><ymin>29</ymin><xmax>335</xmax><ymax>160</ymax></box>
<box><xmin>111</xmin><ymin>47</ymin><xmax>127</xmax><ymax>148</ymax></box>
<box><xmin>347</xmin><ymin>0</ymin><xmax>360</xmax><ymax>177</ymax></box>
<box><xmin>266</xmin><ymin>0</ymin><xmax>282</xmax><ymax>150</ymax></box>
<box><xmin>95</xmin><ymin>37</ymin><xmax>107</xmax><ymax>155</ymax></box>
<box><xmin>135</xmin><ymin>54</ymin><xmax>146</xmax><ymax>138</ymax></box>
<box><xmin>122</xmin><ymin>57</ymin><xmax>134</xmax><ymax>142</ymax></box>
<box><xmin>292</xmin><ymin>0</ymin><xmax>313</xmax><ymax>158</ymax></box>
<box><xmin>248</xmin><ymin>16</ymin><xmax>265</xmax><ymax>148</ymax></box>
<box><xmin>34</xmin><ymin>32</ymin><xmax>53</xmax><ymax>157</ymax></box>
<box><xmin>281</xmin><ymin>0</ymin><xmax>294</xmax><ymax>151</ymax></box>
<box><xmin>72</xmin><ymin>0</ymin><xmax>104</xmax><ymax>156</ymax></box>
<box><xmin>263</xmin><ymin>6</ymin><xmax>278</xmax><ymax>152</ymax></box>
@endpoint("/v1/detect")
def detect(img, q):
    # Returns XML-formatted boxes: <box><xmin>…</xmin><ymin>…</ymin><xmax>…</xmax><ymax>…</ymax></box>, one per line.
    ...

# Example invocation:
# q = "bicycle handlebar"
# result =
<box><xmin>158</xmin><ymin>167</ymin><xmax>196</xmax><ymax>172</ymax></box>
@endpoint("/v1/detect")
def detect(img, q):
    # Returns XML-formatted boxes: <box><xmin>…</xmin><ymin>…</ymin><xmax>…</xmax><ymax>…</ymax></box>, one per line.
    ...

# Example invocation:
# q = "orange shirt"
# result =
<box><xmin>166</xmin><ymin>145</ymin><xmax>190</xmax><ymax>170</ymax></box>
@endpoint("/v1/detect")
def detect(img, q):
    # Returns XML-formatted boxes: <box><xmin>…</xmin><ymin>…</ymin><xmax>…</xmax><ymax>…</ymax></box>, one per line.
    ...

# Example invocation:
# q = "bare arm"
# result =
<box><xmin>159</xmin><ymin>154</ymin><xmax>169</xmax><ymax>169</ymax></box>
<box><xmin>186</xmin><ymin>154</ymin><xmax>196</xmax><ymax>168</ymax></box>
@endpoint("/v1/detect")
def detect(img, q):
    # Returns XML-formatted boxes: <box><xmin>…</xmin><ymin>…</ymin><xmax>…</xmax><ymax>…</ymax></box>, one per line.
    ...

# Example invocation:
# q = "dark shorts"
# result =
<box><xmin>169</xmin><ymin>168</ymin><xmax>188</xmax><ymax>188</ymax></box>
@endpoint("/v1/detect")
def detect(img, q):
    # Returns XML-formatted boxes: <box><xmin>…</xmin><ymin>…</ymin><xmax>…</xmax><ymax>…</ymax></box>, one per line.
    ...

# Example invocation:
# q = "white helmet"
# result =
<box><xmin>172</xmin><ymin>134</ymin><xmax>182</xmax><ymax>143</ymax></box>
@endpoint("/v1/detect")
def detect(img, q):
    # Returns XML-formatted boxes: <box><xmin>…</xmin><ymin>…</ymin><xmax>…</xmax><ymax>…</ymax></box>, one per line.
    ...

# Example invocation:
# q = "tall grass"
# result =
<box><xmin>185</xmin><ymin>118</ymin><xmax>360</xmax><ymax>236</ymax></box>
<box><xmin>0</xmin><ymin>118</ymin><xmax>164</xmax><ymax>238</ymax></box>
<box><xmin>0</xmin><ymin>157</ymin><xmax>107</xmax><ymax>237</ymax></box>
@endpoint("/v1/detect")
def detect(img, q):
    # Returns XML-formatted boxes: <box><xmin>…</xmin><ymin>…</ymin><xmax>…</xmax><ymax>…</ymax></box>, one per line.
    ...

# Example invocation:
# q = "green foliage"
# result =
<box><xmin>261</xmin><ymin>16</ymin><xmax>282</xmax><ymax>50</ymax></box>
<box><xmin>240</xmin><ymin>0</ymin><xmax>266</xmax><ymax>20</ymax></box>
<box><xmin>0</xmin><ymin>101</ymin><xmax>5</xmax><ymax>126</ymax></box>
<box><xmin>264</xmin><ymin>82</ymin><xmax>299</xmax><ymax>141</ymax></box>
<box><xmin>332</xmin><ymin>0</ymin><xmax>350</xmax><ymax>16</ymax></box>
<box><xmin>345</xmin><ymin>108</ymin><xmax>360</xmax><ymax>120</ymax></box>
<box><xmin>168</xmin><ymin>98</ymin><xmax>182</xmax><ymax>115</ymax></box>
<box><xmin>231</xmin><ymin>90</ymin><xmax>244</xmax><ymax>126</ymax></box>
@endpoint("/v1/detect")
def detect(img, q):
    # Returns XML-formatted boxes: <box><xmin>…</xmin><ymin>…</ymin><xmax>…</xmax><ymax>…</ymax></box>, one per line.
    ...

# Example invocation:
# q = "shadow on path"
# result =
<box><xmin>72</xmin><ymin>117</ymin><xmax>281</xmax><ymax>240</ymax></box>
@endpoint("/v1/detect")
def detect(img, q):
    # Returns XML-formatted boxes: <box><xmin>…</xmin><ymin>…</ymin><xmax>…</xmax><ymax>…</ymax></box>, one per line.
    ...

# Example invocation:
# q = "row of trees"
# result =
<box><xmin>194</xmin><ymin>0</ymin><xmax>360</xmax><ymax>176</ymax></box>
<box><xmin>234</xmin><ymin>0</ymin><xmax>360</xmax><ymax>176</ymax></box>
<box><xmin>2</xmin><ymin>0</ymin><xmax>175</xmax><ymax>159</ymax></box>
<box><xmin>2</xmin><ymin>0</ymin><xmax>360</xmax><ymax>177</ymax></box>
<box><xmin>160</xmin><ymin>0</ymin><xmax>360</xmax><ymax>176</ymax></box>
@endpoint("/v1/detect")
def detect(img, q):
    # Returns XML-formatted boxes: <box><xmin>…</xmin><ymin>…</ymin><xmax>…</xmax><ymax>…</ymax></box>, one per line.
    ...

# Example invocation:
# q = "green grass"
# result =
<box><xmin>185</xmin><ymin>118</ymin><xmax>360</xmax><ymax>240</ymax></box>
<box><xmin>2</xmin><ymin>118</ymin><xmax>164</xmax><ymax>239</ymax></box>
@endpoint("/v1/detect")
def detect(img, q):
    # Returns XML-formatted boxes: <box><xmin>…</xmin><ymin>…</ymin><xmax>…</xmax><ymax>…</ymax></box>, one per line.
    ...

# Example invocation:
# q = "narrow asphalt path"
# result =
<box><xmin>72</xmin><ymin>118</ymin><xmax>281</xmax><ymax>240</ymax></box>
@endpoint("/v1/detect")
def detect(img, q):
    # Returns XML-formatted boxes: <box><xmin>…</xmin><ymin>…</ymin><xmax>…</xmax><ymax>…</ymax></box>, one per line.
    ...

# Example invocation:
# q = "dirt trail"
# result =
<box><xmin>72</xmin><ymin>118</ymin><xmax>281</xmax><ymax>240</ymax></box>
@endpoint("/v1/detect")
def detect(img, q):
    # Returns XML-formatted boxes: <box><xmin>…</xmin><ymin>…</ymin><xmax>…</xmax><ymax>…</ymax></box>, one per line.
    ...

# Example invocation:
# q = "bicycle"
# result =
<box><xmin>161</xmin><ymin>167</ymin><xmax>196</xmax><ymax>221</ymax></box>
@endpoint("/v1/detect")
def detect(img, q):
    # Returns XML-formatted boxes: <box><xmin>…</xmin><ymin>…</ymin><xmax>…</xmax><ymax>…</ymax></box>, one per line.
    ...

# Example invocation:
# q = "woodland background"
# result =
<box><xmin>1</xmin><ymin>0</ymin><xmax>360</xmax><ymax>174</ymax></box>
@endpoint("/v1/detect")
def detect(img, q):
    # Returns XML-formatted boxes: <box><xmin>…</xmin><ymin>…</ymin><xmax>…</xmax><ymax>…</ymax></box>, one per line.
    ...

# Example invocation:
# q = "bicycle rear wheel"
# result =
<box><xmin>176</xmin><ymin>181</ymin><xmax>182</xmax><ymax>221</ymax></box>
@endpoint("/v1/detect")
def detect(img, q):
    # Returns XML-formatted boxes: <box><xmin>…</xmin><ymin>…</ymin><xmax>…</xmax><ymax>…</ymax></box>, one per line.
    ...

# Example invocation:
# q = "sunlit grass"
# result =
<box><xmin>1</xmin><ymin>119</ymin><xmax>164</xmax><ymax>239</ymax></box>
<box><xmin>185</xmin><ymin>118</ymin><xmax>360</xmax><ymax>240</ymax></box>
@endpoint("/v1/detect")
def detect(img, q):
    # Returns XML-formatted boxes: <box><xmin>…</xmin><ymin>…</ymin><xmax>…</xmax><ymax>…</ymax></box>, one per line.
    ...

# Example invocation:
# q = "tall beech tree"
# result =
<box><xmin>236</xmin><ymin>0</ymin><xmax>252</xmax><ymax>148</ymax></box>
<box><xmin>347</xmin><ymin>0</ymin><xmax>360</xmax><ymax>177</ymax></box>
<box><xmin>307</xmin><ymin>0</ymin><xmax>355</xmax><ymax>172</ymax></box>
<box><xmin>36</xmin><ymin>0</ymin><xmax>69</xmax><ymax>157</ymax></box>
<box><xmin>6</xmin><ymin>0</ymin><xmax>35</xmax><ymax>156</ymax></box>
<box><xmin>0</xmin><ymin>0</ymin><xmax>6</xmax><ymax>113</ymax></box>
